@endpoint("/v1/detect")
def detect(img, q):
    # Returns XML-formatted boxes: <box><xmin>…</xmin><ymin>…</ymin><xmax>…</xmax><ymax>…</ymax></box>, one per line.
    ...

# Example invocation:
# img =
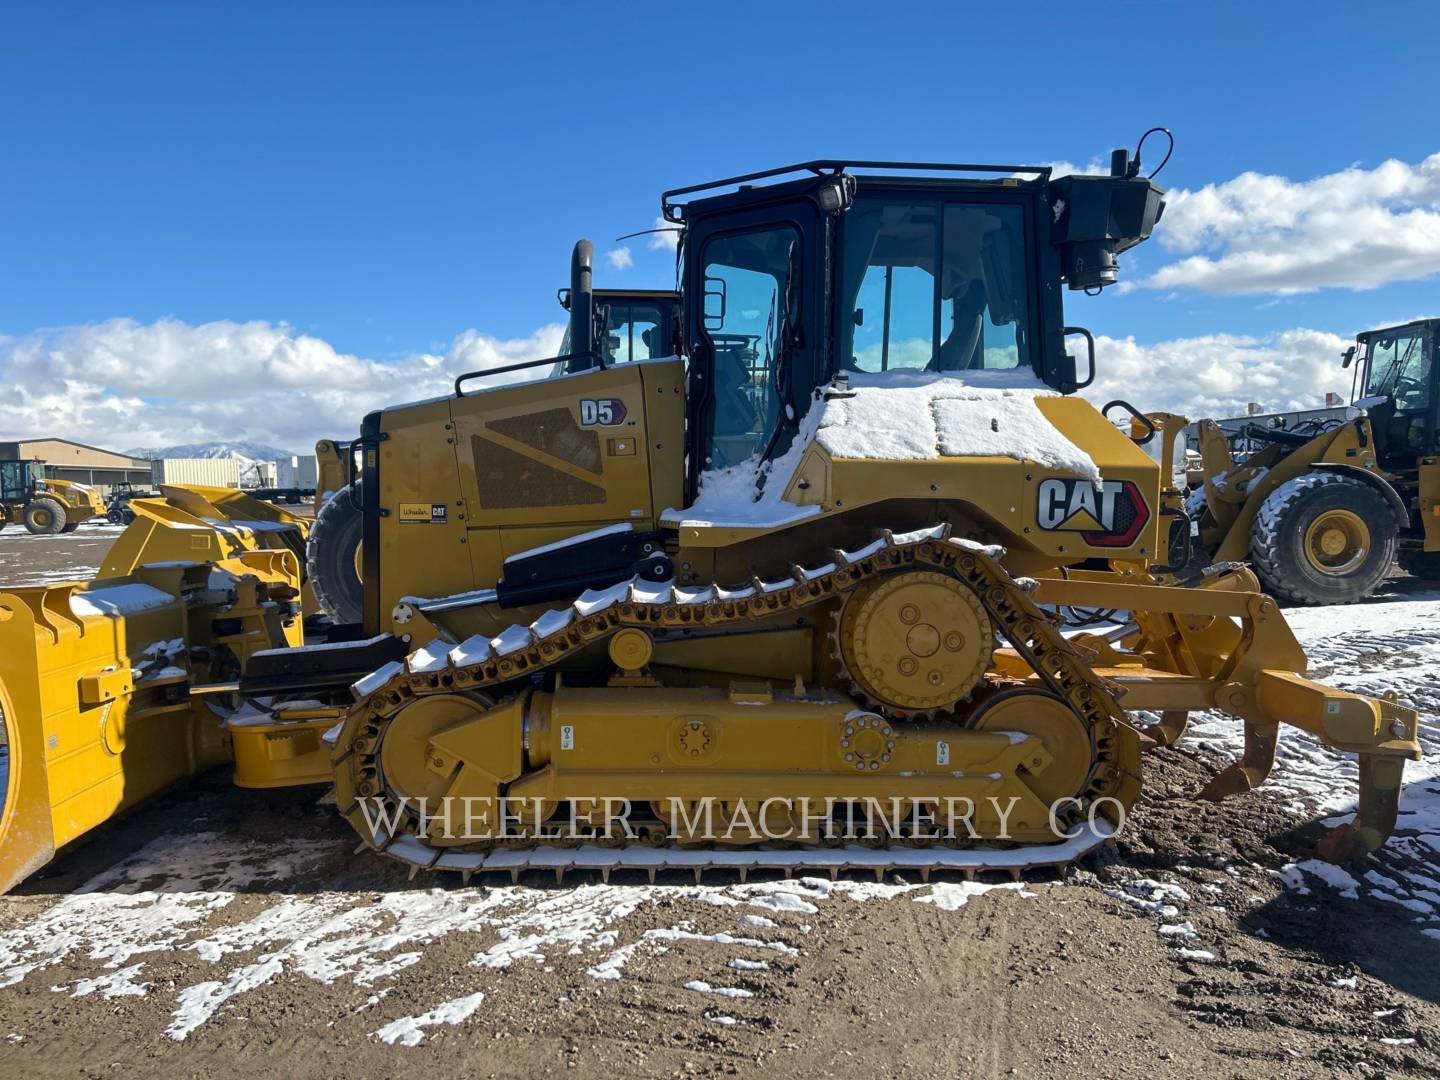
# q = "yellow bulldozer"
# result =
<box><xmin>0</xmin><ymin>148</ymin><xmax>1423</xmax><ymax>895</ymax></box>
<box><xmin>0</xmin><ymin>460</ymin><xmax>106</xmax><ymax>534</ymax></box>
<box><xmin>1188</xmin><ymin>318</ymin><xmax>1440</xmax><ymax>604</ymax></box>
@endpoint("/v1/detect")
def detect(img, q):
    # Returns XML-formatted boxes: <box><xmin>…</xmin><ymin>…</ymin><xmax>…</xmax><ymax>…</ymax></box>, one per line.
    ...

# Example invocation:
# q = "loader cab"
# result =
<box><xmin>664</xmin><ymin>159</ymin><xmax>1164</xmax><ymax>496</ymax></box>
<box><xmin>0</xmin><ymin>460</ymin><xmax>43</xmax><ymax>503</ymax></box>
<box><xmin>1353</xmin><ymin>319</ymin><xmax>1440</xmax><ymax>462</ymax></box>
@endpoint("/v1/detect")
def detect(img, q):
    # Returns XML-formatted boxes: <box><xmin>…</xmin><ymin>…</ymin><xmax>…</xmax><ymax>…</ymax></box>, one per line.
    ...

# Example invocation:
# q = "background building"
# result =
<box><xmin>0</xmin><ymin>437</ymin><xmax>152</xmax><ymax>493</ymax></box>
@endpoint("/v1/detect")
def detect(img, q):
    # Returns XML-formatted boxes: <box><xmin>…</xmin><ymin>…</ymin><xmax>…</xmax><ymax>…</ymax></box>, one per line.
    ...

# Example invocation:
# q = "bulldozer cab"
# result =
<box><xmin>1353</xmin><ymin>319</ymin><xmax>1440</xmax><ymax>463</ymax></box>
<box><xmin>0</xmin><ymin>460</ymin><xmax>43</xmax><ymax>504</ymax></box>
<box><xmin>665</xmin><ymin>161</ymin><xmax>1163</xmax><ymax>491</ymax></box>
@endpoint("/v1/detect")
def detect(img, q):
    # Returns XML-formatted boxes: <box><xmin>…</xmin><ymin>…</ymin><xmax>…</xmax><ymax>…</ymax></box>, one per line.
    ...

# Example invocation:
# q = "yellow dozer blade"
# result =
<box><xmin>100</xmin><ymin>484</ymin><xmax>309</xmax><ymax>578</ymax></box>
<box><xmin>98</xmin><ymin>484</ymin><xmax>320</xmax><ymax>617</ymax></box>
<box><xmin>0</xmin><ymin>553</ymin><xmax>303</xmax><ymax>894</ymax></box>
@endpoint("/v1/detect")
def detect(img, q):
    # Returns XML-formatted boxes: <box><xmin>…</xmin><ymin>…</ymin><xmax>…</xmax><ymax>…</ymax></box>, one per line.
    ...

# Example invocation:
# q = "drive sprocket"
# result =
<box><xmin>833</xmin><ymin>570</ymin><xmax>993</xmax><ymax>718</ymax></box>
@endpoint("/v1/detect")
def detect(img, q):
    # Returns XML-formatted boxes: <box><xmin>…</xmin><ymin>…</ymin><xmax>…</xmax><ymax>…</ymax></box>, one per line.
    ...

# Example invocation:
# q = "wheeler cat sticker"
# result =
<box><xmin>399</xmin><ymin>501</ymin><xmax>449</xmax><ymax>524</ymax></box>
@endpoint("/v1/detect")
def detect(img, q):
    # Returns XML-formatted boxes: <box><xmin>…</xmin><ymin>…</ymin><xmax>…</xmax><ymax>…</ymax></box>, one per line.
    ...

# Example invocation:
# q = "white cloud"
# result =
<box><xmin>604</xmin><ymin>246</ymin><xmax>633</xmax><ymax>271</ymax></box>
<box><xmin>1031</xmin><ymin>158</ymin><xmax>1107</xmax><ymax>179</ymax></box>
<box><xmin>0</xmin><ymin>313</ymin><xmax>1365</xmax><ymax>460</ymax></box>
<box><xmin>648</xmin><ymin>215</ymin><xmax>681</xmax><ymax>252</ymax></box>
<box><xmin>1146</xmin><ymin>153</ymin><xmax>1440</xmax><ymax>294</ymax></box>
<box><xmin>1081</xmin><ymin>328</ymin><xmax>1353</xmax><ymax>421</ymax></box>
<box><xmin>0</xmin><ymin>318</ymin><xmax>564</xmax><ymax>453</ymax></box>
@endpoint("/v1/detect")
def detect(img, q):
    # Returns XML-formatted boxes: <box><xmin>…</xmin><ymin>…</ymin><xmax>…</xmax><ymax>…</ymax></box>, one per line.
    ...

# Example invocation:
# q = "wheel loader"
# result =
<box><xmin>1188</xmin><ymin>318</ymin><xmax>1440</xmax><ymax>605</ymax></box>
<box><xmin>0</xmin><ymin>460</ymin><xmax>107</xmax><ymax>534</ymax></box>
<box><xmin>0</xmin><ymin>148</ymin><xmax>1423</xmax><ymax>896</ymax></box>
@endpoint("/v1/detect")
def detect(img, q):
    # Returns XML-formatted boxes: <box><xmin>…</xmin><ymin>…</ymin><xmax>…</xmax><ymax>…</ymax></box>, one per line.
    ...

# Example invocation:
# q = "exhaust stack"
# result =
<box><xmin>569</xmin><ymin>239</ymin><xmax>595</xmax><ymax>361</ymax></box>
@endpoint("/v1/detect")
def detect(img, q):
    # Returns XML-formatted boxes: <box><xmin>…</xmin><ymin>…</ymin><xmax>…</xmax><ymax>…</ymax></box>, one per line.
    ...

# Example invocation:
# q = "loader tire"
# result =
<box><xmin>61</xmin><ymin>522</ymin><xmax>79</xmax><ymax>533</ymax></box>
<box><xmin>307</xmin><ymin>480</ymin><xmax>363</xmax><ymax>624</ymax></box>
<box><xmin>1398</xmin><ymin>549</ymin><xmax>1440</xmax><ymax>581</ymax></box>
<box><xmin>22</xmin><ymin>497</ymin><xmax>66</xmax><ymax>535</ymax></box>
<box><xmin>1249</xmin><ymin>472</ymin><xmax>1396</xmax><ymax>605</ymax></box>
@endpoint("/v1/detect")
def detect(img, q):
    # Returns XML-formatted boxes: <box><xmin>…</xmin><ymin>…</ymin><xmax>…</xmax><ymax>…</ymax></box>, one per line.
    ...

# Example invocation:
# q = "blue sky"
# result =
<box><xmin>2</xmin><ymin>3</ymin><xmax>1438</xmax><ymax>450</ymax></box>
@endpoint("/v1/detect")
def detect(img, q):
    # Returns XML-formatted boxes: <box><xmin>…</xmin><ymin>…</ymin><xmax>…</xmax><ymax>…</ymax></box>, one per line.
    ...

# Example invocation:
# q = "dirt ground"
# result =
<box><xmin>0</xmin><ymin>531</ymin><xmax>1437</xmax><ymax>1079</ymax></box>
<box><xmin>0</xmin><ymin>752</ymin><xmax>1435</xmax><ymax>1080</ymax></box>
<box><xmin>0</xmin><ymin>520</ymin><xmax>127</xmax><ymax>586</ymax></box>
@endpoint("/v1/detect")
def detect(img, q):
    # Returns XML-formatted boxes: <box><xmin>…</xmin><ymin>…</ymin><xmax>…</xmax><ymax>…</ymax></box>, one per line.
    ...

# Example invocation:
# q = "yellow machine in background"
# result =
<box><xmin>304</xmin><ymin>288</ymin><xmax>682</xmax><ymax>626</ymax></box>
<box><xmin>1188</xmin><ymin>319</ymin><xmax>1440</xmax><ymax>604</ymax></box>
<box><xmin>0</xmin><ymin>461</ymin><xmax>106</xmax><ymax>535</ymax></box>
<box><xmin>0</xmin><ymin>146</ymin><xmax>1424</xmax><ymax>894</ymax></box>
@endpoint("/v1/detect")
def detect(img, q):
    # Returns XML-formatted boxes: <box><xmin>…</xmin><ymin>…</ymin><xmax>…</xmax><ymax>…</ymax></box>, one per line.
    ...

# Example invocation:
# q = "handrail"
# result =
<box><xmin>453</xmin><ymin>351</ymin><xmax>600</xmax><ymax>397</ymax></box>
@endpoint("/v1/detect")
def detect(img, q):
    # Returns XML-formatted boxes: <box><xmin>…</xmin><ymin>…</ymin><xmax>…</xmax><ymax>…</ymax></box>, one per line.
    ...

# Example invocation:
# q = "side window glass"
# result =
<box><xmin>1367</xmin><ymin>333</ymin><xmax>1428</xmax><ymax>408</ymax></box>
<box><xmin>601</xmin><ymin>304</ymin><xmax>632</xmax><ymax>364</ymax></box>
<box><xmin>1397</xmin><ymin>336</ymin><xmax>1431</xmax><ymax>412</ymax></box>
<box><xmin>844</xmin><ymin>203</ymin><xmax>937</xmax><ymax>371</ymax></box>
<box><xmin>604</xmin><ymin>303</ymin><xmax>666</xmax><ymax>363</ymax></box>
<box><xmin>839</xmin><ymin>200</ymin><xmax>1033</xmax><ymax>374</ymax></box>
<box><xmin>699</xmin><ymin>226</ymin><xmax>799</xmax><ymax>468</ymax></box>
<box><xmin>940</xmin><ymin>204</ymin><xmax>1029</xmax><ymax>371</ymax></box>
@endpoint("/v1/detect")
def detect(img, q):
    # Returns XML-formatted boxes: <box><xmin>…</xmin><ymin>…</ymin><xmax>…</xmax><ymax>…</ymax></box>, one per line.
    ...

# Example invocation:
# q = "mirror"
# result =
<box><xmin>703</xmin><ymin>274</ymin><xmax>727</xmax><ymax>331</ymax></box>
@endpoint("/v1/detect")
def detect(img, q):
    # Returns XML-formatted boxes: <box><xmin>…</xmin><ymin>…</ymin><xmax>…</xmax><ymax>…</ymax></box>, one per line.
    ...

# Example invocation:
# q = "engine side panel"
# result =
<box><xmin>373</xmin><ymin>360</ymin><xmax>686</xmax><ymax>632</ymax></box>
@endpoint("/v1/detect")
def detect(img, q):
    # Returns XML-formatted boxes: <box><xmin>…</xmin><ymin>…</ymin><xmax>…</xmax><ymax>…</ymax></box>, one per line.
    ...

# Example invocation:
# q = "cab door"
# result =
<box><xmin>1362</xmin><ymin>325</ymin><xmax>1436</xmax><ymax>462</ymax></box>
<box><xmin>683</xmin><ymin>199</ymin><xmax>824</xmax><ymax>500</ymax></box>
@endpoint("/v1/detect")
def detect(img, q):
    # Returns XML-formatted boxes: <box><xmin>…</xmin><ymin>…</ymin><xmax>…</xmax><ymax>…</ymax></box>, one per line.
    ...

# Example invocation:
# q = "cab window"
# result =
<box><xmin>1365</xmin><ymin>331</ymin><xmax>1431</xmax><ymax>411</ymax></box>
<box><xmin>839</xmin><ymin>198</ymin><xmax>1031</xmax><ymax>373</ymax></box>
<box><xmin>601</xmin><ymin>302</ymin><xmax>669</xmax><ymax>364</ymax></box>
<box><xmin>698</xmin><ymin>225</ymin><xmax>799</xmax><ymax>468</ymax></box>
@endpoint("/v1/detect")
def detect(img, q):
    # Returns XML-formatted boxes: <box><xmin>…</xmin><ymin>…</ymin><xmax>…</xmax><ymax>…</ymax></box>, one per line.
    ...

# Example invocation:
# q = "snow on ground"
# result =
<box><xmin>1178</xmin><ymin>589</ymin><xmax>1440</xmax><ymax>935</ymax></box>
<box><xmin>0</xmin><ymin>830</ymin><xmax>1033</xmax><ymax>1043</ymax></box>
<box><xmin>0</xmin><ymin>524</ymin><xmax>126</xmax><ymax>542</ymax></box>
<box><xmin>1</xmin><ymin>583</ymin><xmax>1437</xmax><ymax>1042</ymax></box>
<box><xmin>1</xmin><ymin>565</ymin><xmax>99</xmax><ymax>585</ymax></box>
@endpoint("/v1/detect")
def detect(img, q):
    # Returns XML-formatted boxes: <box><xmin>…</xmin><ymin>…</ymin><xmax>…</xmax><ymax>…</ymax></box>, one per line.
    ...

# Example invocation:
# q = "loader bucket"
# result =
<box><xmin>0</xmin><ymin>555</ymin><xmax>303</xmax><ymax>895</ymax></box>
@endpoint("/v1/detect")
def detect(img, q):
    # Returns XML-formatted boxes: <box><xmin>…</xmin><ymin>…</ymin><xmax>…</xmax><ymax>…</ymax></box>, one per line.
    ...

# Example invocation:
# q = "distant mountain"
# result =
<box><xmin>124</xmin><ymin>441</ymin><xmax>299</xmax><ymax>464</ymax></box>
